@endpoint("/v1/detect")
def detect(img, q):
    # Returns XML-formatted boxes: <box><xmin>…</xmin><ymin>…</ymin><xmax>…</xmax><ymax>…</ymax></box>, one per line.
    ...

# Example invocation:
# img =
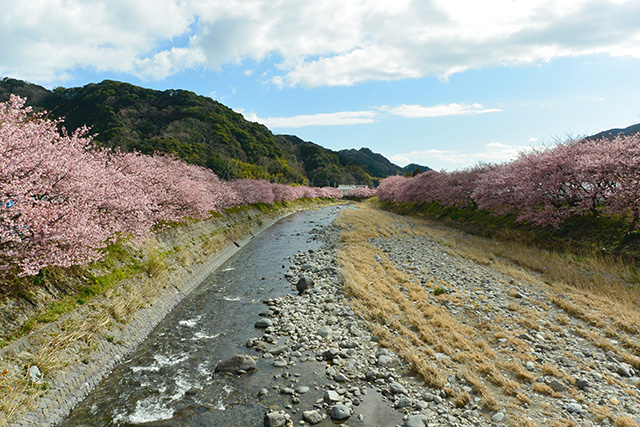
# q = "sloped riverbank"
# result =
<box><xmin>1</xmin><ymin>201</ymin><xmax>340</xmax><ymax>427</ymax></box>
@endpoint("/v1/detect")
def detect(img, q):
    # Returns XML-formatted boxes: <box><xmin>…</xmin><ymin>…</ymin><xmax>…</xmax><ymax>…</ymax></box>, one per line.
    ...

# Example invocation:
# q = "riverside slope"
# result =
<box><xmin>1</xmin><ymin>202</ymin><xmax>337</xmax><ymax>427</ymax></box>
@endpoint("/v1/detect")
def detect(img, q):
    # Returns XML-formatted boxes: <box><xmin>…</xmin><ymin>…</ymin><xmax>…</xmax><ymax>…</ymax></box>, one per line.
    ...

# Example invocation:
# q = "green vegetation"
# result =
<box><xmin>1</xmin><ymin>242</ymin><xmax>146</xmax><ymax>347</ymax></box>
<box><xmin>338</xmin><ymin>147</ymin><xmax>430</xmax><ymax>180</ymax></box>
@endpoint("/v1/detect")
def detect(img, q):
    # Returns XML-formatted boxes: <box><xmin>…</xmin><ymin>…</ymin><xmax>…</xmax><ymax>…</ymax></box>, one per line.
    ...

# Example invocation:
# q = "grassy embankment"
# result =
<box><xmin>0</xmin><ymin>198</ymin><xmax>341</xmax><ymax>426</ymax></box>
<box><xmin>336</xmin><ymin>199</ymin><xmax>640</xmax><ymax>426</ymax></box>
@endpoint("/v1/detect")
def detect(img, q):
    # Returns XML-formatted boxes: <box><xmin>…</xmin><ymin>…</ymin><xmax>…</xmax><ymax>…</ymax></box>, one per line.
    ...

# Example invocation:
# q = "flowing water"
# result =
<box><xmin>60</xmin><ymin>206</ymin><xmax>402</xmax><ymax>427</ymax></box>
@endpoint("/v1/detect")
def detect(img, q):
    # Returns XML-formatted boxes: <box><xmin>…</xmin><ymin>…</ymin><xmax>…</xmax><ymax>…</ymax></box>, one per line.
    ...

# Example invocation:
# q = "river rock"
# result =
<box><xmin>296</xmin><ymin>276</ymin><xmax>314</xmax><ymax>294</ymax></box>
<box><xmin>255</xmin><ymin>318</ymin><xmax>273</xmax><ymax>328</ymax></box>
<box><xmin>317</xmin><ymin>325</ymin><xmax>333</xmax><ymax>338</ymax></box>
<box><xmin>548</xmin><ymin>379</ymin><xmax>565</xmax><ymax>392</ymax></box>
<box><xmin>491</xmin><ymin>412</ymin><xmax>505</xmax><ymax>422</ymax></box>
<box><xmin>405</xmin><ymin>414</ymin><xmax>429</xmax><ymax>427</ymax></box>
<box><xmin>324</xmin><ymin>390</ymin><xmax>341</xmax><ymax>403</ymax></box>
<box><xmin>567</xmin><ymin>402</ymin><xmax>583</xmax><ymax>413</ymax></box>
<box><xmin>264</xmin><ymin>411</ymin><xmax>289</xmax><ymax>427</ymax></box>
<box><xmin>329</xmin><ymin>404</ymin><xmax>351</xmax><ymax>421</ymax></box>
<box><xmin>215</xmin><ymin>355</ymin><xmax>256</xmax><ymax>374</ymax></box>
<box><xmin>302</xmin><ymin>410</ymin><xmax>323</xmax><ymax>425</ymax></box>
<box><xmin>389</xmin><ymin>381</ymin><xmax>407</xmax><ymax>395</ymax></box>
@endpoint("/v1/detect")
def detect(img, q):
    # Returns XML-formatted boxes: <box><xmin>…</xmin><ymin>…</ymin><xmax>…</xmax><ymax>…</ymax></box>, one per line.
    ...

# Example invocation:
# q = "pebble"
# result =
<box><xmin>491</xmin><ymin>412</ymin><xmax>505</xmax><ymax>422</ymax></box>
<box><xmin>329</xmin><ymin>404</ymin><xmax>350</xmax><ymax>421</ymax></box>
<box><xmin>302</xmin><ymin>410</ymin><xmax>323</xmax><ymax>425</ymax></box>
<box><xmin>405</xmin><ymin>414</ymin><xmax>429</xmax><ymax>427</ymax></box>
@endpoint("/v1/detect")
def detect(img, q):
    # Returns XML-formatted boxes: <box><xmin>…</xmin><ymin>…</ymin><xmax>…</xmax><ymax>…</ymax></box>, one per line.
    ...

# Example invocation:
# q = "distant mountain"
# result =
<box><xmin>338</xmin><ymin>147</ymin><xmax>431</xmax><ymax>178</ymax></box>
<box><xmin>0</xmin><ymin>77</ymin><xmax>430</xmax><ymax>185</ymax></box>
<box><xmin>587</xmin><ymin>123</ymin><xmax>640</xmax><ymax>141</ymax></box>
<box><xmin>401</xmin><ymin>163</ymin><xmax>432</xmax><ymax>175</ymax></box>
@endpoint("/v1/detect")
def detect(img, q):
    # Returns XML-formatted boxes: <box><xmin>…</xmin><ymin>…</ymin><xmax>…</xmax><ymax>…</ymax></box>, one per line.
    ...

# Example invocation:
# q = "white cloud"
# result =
<box><xmin>381</xmin><ymin>103</ymin><xmax>501</xmax><ymax>118</ymax></box>
<box><xmin>242</xmin><ymin>101</ymin><xmax>501</xmax><ymax>128</ymax></box>
<box><xmin>0</xmin><ymin>0</ymin><xmax>196</xmax><ymax>82</ymax></box>
<box><xmin>388</xmin><ymin>142</ymin><xmax>539</xmax><ymax>170</ymax></box>
<box><xmin>246</xmin><ymin>110</ymin><xmax>378</xmax><ymax>128</ymax></box>
<box><xmin>2</xmin><ymin>0</ymin><xmax>639</xmax><ymax>85</ymax></box>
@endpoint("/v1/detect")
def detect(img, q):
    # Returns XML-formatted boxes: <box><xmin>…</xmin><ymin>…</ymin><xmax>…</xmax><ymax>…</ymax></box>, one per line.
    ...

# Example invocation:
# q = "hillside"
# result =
<box><xmin>588</xmin><ymin>122</ymin><xmax>640</xmax><ymax>141</ymax></box>
<box><xmin>0</xmin><ymin>78</ymin><xmax>423</xmax><ymax>186</ymax></box>
<box><xmin>338</xmin><ymin>147</ymin><xmax>431</xmax><ymax>178</ymax></box>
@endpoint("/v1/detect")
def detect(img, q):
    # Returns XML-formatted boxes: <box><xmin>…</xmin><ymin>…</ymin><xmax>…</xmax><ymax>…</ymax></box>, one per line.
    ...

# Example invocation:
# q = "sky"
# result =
<box><xmin>2</xmin><ymin>0</ymin><xmax>640</xmax><ymax>171</ymax></box>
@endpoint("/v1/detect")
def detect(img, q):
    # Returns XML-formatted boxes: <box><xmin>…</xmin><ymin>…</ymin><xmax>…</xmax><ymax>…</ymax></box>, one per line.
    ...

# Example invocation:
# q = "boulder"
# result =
<box><xmin>215</xmin><ymin>355</ymin><xmax>256</xmax><ymax>374</ymax></box>
<box><xmin>296</xmin><ymin>276</ymin><xmax>314</xmax><ymax>294</ymax></box>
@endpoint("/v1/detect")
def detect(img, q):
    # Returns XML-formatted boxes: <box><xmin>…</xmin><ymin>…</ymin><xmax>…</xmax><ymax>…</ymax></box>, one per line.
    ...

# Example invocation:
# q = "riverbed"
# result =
<box><xmin>60</xmin><ymin>205</ymin><xmax>402</xmax><ymax>426</ymax></box>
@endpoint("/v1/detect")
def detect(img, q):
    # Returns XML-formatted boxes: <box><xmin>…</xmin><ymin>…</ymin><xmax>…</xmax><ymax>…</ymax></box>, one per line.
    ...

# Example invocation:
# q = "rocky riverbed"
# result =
<box><xmin>243</xmin><ymin>207</ymin><xmax>640</xmax><ymax>426</ymax></box>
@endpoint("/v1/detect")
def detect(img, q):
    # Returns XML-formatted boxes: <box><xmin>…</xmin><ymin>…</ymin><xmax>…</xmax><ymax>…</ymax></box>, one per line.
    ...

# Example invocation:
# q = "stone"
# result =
<box><xmin>491</xmin><ymin>412</ymin><xmax>505</xmax><ymax>422</ymax></box>
<box><xmin>280</xmin><ymin>387</ymin><xmax>295</xmax><ymax>395</ymax></box>
<box><xmin>317</xmin><ymin>326</ymin><xmax>333</xmax><ymax>338</ymax></box>
<box><xmin>255</xmin><ymin>318</ymin><xmax>273</xmax><ymax>328</ymax></box>
<box><xmin>396</xmin><ymin>397</ymin><xmax>412</xmax><ymax>408</ymax></box>
<box><xmin>575</xmin><ymin>378</ymin><xmax>589</xmax><ymax>390</ymax></box>
<box><xmin>324</xmin><ymin>390</ymin><xmax>341</xmax><ymax>403</ymax></box>
<box><xmin>377</xmin><ymin>355</ymin><xmax>394</xmax><ymax>365</ymax></box>
<box><xmin>365</xmin><ymin>370</ymin><xmax>378</xmax><ymax>382</ymax></box>
<box><xmin>264</xmin><ymin>411</ymin><xmax>288</xmax><ymax>427</ymax></box>
<box><xmin>267</xmin><ymin>345</ymin><xmax>289</xmax><ymax>355</ymax></box>
<box><xmin>548</xmin><ymin>379</ymin><xmax>565</xmax><ymax>392</ymax></box>
<box><xmin>272</xmin><ymin>359</ymin><xmax>287</xmax><ymax>368</ymax></box>
<box><xmin>296</xmin><ymin>276</ymin><xmax>314</xmax><ymax>294</ymax></box>
<box><xmin>617</xmin><ymin>364</ymin><xmax>635</xmax><ymax>378</ymax></box>
<box><xmin>567</xmin><ymin>403</ymin><xmax>583</xmax><ymax>413</ymax></box>
<box><xmin>329</xmin><ymin>404</ymin><xmax>350</xmax><ymax>421</ymax></box>
<box><xmin>405</xmin><ymin>414</ymin><xmax>429</xmax><ymax>427</ymax></box>
<box><xmin>215</xmin><ymin>355</ymin><xmax>256</xmax><ymax>374</ymax></box>
<box><xmin>296</xmin><ymin>385</ymin><xmax>310</xmax><ymax>394</ymax></box>
<box><xmin>302</xmin><ymin>410</ymin><xmax>323</xmax><ymax>425</ymax></box>
<box><xmin>389</xmin><ymin>381</ymin><xmax>407</xmax><ymax>395</ymax></box>
<box><xmin>334</xmin><ymin>373</ymin><xmax>348</xmax><ymax>382</ymax></box>
<box><xmin>326</xmin><ymin>316</ymin><xmax>339</xmax><ymax>326</ymax></box>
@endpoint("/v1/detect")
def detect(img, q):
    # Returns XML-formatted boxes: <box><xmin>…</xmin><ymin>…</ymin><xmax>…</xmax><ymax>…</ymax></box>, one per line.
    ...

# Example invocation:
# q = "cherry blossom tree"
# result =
<box><xmin>0</xmin><ymin>96</ymin><xmax>116</xmax><ymax>275</ymax></box>
<box><xmin>346</xmin><ymin>187</ymin><xmax>376</xmax><ymax>198</ymax></box>
<box><xmin>376</xmin><ymin>175</ymin><xmax>409</xmax><ymax>202</ymax></box>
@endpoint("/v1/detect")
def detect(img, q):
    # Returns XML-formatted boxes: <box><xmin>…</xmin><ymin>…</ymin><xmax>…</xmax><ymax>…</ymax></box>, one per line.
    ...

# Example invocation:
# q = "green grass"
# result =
<box><xmin>1</xmin><ymin>242</ymin><xmax>145</xmax><ymax>346</ymax></box>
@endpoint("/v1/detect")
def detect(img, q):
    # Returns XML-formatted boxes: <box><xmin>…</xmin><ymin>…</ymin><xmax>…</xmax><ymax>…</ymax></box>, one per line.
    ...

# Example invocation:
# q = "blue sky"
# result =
<box><xmin>2</xmin><ymin>0</ymin><xmax>640</xmax><ymax>171</ymax></box>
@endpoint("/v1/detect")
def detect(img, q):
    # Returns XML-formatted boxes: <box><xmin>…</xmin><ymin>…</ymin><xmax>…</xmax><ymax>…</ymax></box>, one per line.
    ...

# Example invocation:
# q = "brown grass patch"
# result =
<box><xmin>614</xmin><ymin>416</ymin><xmax>639</xmax><ymax>427</ymax></box>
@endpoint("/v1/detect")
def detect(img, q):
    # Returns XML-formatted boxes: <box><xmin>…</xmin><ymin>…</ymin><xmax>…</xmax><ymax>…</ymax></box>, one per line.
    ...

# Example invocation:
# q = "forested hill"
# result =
<box><xmin>587</xmin><ymin>122</ymin><xmax>640</xmax><ymax>141</ymax></box>
<box><xmin>0</xmin><ymin>78</ymin><xmax>424</xmax><ymax>186</ymax></box>
<box><xmin>338</xmin><ymin>147</ymin><xmax>431</xmax><ymax>177</ymax></box>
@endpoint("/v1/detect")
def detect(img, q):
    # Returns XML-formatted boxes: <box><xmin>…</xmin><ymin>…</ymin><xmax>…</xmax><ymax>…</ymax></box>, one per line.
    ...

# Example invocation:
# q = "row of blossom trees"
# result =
<box><xmin>377</xmin><ymin>134</ymin><xmax>640</xmax><ymax>229</ymax></box>
<box><xmin>0</xmin><ymin>96</ymin><xmax>342</xmax><ymax>276</ymax></box>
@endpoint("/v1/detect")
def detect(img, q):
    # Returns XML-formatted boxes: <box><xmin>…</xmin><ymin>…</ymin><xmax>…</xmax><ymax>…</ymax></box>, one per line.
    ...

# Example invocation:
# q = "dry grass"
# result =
<box><xmin>614</xmin><ymin>416</ymin><xmax>639</xmax><ymax>427</ymax></box>
<box><xmin>509</xmin><ymin>414</ymin><xmax>538</xmax><ymax>427</ymax></box>
<box><xmin>336</xmin><ymin>203</ymin><xmax>565</xmax><ymax>412</ymax></box>
<box><xmin>336</xmin><ymin>201</ymin><xmax>640</xmax><ymax>424</ymax></box>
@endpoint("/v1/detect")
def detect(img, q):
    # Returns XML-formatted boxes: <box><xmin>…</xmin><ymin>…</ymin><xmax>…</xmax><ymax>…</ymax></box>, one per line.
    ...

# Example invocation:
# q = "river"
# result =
<box><xmin>60</xmin><ymin>205</ymin><xmax>402</xmax><ymax>427</ymax></box>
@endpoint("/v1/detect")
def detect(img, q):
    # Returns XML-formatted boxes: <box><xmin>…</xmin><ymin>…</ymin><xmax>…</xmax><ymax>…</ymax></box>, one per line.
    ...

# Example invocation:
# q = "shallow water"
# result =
<box><xmin>60</xmin><ymin>206</ymin><xmax>403</xmax><ymax>427</ymax></box>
